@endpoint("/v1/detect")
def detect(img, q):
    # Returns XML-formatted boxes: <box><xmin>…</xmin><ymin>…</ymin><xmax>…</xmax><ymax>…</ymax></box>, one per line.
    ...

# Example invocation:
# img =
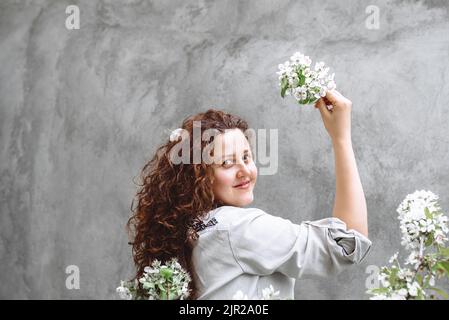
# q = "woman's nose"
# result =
<box><xmin>236</xmin><ymin>161</ymin><xmax>251</xmax><ymax>177</ymax></box>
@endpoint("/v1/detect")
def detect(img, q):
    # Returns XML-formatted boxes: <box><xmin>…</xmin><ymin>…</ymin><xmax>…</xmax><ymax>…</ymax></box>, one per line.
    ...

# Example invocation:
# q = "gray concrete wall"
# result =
<box><xmin>1</xmin><ymin>0</ymin><xmax>448</xmax><ymax>299</ymax></box>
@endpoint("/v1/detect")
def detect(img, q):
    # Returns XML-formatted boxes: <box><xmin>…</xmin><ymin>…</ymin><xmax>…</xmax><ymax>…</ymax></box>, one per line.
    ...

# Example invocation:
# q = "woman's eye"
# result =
<box><xmin>222</xmin><ymin>159</ymin><xmax>233</xmax><ymax>167</ymax></box>
<box><xmin>221</xmin><ymin>155</ymin><xmax>251</xmax><ymax>168</ymax></box>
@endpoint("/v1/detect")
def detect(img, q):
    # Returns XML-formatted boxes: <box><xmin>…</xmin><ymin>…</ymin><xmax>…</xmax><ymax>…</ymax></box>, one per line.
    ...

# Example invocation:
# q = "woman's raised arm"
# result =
<box><xmin>315</xmin><ymin>90</ymin><xmax>368</xmax><ymax>237</ymax></box>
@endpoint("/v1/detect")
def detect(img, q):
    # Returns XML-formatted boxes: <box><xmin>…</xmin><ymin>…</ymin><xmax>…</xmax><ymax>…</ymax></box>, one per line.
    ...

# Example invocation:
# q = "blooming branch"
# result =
<box><xmin>367</xmin><ymin>190</ymin><xmax>449</xmax><ymax>300</ymax></box>
<box><xmin>277</xmin><ymin>52</ymin><xmax>336</xmax><ymax>105</ymax></box>
<box><xmin>117</xmin><ymin>258</ymin><xmax>191</xmax><ymax>300</ymax></box>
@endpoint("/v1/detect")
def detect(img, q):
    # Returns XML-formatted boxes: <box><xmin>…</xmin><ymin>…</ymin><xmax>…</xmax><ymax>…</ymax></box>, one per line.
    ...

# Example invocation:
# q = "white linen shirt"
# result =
<box><xmin>191</xmin><ymin>205</ymin><xmax>372</xmax><ymax>300</ymax></box>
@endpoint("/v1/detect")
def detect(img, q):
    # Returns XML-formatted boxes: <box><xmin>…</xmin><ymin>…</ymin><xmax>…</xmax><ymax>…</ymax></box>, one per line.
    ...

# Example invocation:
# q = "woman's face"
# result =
<box><xmin>211</xmin><ymin>129</ymin><xmax>257</xmax><ymax>207</ymax></box>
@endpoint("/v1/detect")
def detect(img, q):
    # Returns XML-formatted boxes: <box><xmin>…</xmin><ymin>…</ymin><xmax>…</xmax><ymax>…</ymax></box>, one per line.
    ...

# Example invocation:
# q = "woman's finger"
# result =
<box><xmin>315</xmin><ymin>98</ymin><xmax>331</xmax><ymax>119</ymax></box>
<box><xmin>324</xmin><ymin>90</ymin><xmax>339</xmax><ymax>105</ymax></box>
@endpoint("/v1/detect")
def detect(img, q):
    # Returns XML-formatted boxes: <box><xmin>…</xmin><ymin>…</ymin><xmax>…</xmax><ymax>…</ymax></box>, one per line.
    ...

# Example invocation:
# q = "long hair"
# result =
<box><xmin>127</xmin><ymin>109</ymin><xmax>249</xmax><ymax>299</ymax></box>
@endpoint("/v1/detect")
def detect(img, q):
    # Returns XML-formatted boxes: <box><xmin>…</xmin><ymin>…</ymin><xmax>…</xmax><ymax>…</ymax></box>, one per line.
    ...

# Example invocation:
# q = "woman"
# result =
<box><xmin>127</xmin><ymin>89</ymin><xmax>372</xmax><ymax>299</ymax></box>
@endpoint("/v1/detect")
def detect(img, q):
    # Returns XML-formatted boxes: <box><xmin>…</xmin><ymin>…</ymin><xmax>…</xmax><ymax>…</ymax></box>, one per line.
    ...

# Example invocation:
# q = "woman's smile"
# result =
<box><xmin>233</xmin><ymin>180</ymin><xmax>251</xmax><ymax>189</ymax></box>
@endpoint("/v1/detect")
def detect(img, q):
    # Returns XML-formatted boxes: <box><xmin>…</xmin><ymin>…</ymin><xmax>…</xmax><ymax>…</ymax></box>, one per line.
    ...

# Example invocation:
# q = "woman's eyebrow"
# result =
<box><xmin>221</xmin><ymin>149</ymin><xmax>250</xmax><ymax>159</ymax></box>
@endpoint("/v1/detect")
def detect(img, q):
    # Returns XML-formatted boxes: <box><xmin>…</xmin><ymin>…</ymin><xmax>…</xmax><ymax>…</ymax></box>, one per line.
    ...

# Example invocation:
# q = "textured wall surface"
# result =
<box><xmin>1</xmin><ymin>0</ymin><xmax>449</xmax><ymax>299</ymax></box>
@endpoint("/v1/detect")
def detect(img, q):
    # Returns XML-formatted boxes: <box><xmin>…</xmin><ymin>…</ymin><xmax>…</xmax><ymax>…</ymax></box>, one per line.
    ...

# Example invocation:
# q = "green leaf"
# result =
<box><xmin>298</xmin><ymin>73</ymin><xmax>305</xmax><ymax>86</ymax></box>
<box><xmin>416</xmin><ymin>274</ymin><xmax>423</xmax><ymax>286</ymax></box>
<box><xmin>425</xmin><ymin>207</ymin><xmax>432</xmax><ymax>219</ymax></box>
<box><xmin>428</xmin><ymin>287</ymin><xmax>449</xmax><ymax>299</ymax></box>
<box><xmin>302</xmin><ymin>97</ymin><xmax>314</xmax><ymax>105</ymax></box>
<box><xmin>438</xmin><ymin>247</ymin><xmax>449</xmax><ymax>257</ymax></box>
<box><xmin>425</xmin><ymin>234</ymin><xmax>434</xmax><ymax>246</ymax></box>
<box><xmin>368</xmin><ymin>287</ymin><xmax>389</xmax><ymax>294</ymax></box>
<box><xmin>434</xmin><ymin>261</ymin><xmax>449</xmax><ymax>276</ymax></box>
<box><xmin>280</xmin><ymin>78</ymin><xmax>288</xmax><ymax>98</ymax></box>
<box><xmin>389</xmin><ymin>268</ymin><xmax>399</xmax><ymax>286</ymax></box>
<box><xmin>160</xmin><ymin>267</ymin><xmax>173</xmax><ymax>279</ymax></box>
<box><xmin>440</xmin><ymin>261</ymin><xmax>449</xmax><ymax>273</ymax></box>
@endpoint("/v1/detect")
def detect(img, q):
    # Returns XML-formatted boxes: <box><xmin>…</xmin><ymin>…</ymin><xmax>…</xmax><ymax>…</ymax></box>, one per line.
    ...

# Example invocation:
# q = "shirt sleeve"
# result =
<box><xmin>228</xmin><ymin>208</ymin><xmax>372</xmax><ymax>279</ymax></box>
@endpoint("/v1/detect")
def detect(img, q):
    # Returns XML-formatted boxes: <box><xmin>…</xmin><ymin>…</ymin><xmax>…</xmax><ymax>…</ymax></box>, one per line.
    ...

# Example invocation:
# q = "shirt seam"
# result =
<box><xmin>226</xmin><ymin>228</ymin><xmax>247</xmax><ymax>273</ymax></box>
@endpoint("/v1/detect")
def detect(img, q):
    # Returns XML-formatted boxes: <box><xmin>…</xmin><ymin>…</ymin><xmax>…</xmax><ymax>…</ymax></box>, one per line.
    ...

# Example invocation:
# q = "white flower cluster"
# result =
<box><xmin>277</xmin><ymin>52</ymin><xmax>336</xmax><ymax>105</ymax></box>
<box><xmin>371</xmin><ymin>264</ymin><xmax>426</xmax><ymax>300</ymax></box>
<box><xmin>397</xmin><ymin>190</ymin><xmax>448</xmax><ymax>249</ymax></box>
<box><xmin>232</xmin><ymin>285</ymin><xmax>281</xmax><ymax>300</ymax></box>
<box><xmin>117</xmin><ymin>258</ymin><xmax>191</xmax><ymax>300</ymax></box>
<box><xmin>368</xmin><ymin>190</ymin><xmax>449</xmax><ymax>300</ymax></box>
<box><xmin>116</xmin><ymin>280</ymin><xmax>135</xmax><ymax>300</ymax></box>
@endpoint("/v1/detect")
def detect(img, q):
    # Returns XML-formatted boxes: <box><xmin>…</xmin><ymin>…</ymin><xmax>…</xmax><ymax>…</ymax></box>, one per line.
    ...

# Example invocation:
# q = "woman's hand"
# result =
<box><xmin>315</xmin><ymin>90</ymin><xmax>352</xmax><ymax>143</ymax></box>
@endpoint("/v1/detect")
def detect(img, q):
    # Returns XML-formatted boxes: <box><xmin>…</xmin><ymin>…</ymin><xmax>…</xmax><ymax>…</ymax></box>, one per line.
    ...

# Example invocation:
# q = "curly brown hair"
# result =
<box><xmin>127</xmin><ymin>109</ymin><xmax>249</xmax><ymax>299</ymax></box>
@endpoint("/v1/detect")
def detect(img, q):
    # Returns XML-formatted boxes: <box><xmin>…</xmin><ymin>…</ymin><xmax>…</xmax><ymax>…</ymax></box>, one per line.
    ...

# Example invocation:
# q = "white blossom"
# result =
<box><xmin>405</xmin><ymin>251</ymin><xmax>420</xmax><ymax>269</ymax></box>
<box><xmin>407</xmin><ymin>281</ymin><xmax>421</xmax><ymax>297</ymax></box>
<box><xmin>389</xmin><ymin>252</ymin><xmax>399</xmax><ymax>264</ymax></box>
<box><xmin>397</xmin><ymin>288</ymin><xmax>408</xmax><ymax>297</ymax></box>
<box><xmin>116</xmin><ymin>281</ymin><xmax>133</xmax><ymax>300</ymax></box>
<box><xmin>429</xmin><ymin>276</ymin><xmax>436</xmax><ymax>287</ymax></box>
<box><xmin>278</xmin><ymin>51</ymin><xmax>336</xmax><ymax>105</ymax></box>
<box><xmin>233</xmin><ymin>285</ymin><xmax>282</xmax><ymax>300</ymax></box>
<box><xmin>369</xmin><ymin>294</ymin><xmax>388</xmax><ymax>300</ymax></box>
<box><xmin>397</xmin><ymin>190</ymin><xmax>447</xmax><ymax>250</ymax></box>
<box><xmin>232</xmin><ymin>290</ymin><xmax>249</xmax><ymax>300</ymax></box>
<box><xmin>261</xmin><ymin>285</ymin><xmax>281</xmax><ymax>300</ymax></box>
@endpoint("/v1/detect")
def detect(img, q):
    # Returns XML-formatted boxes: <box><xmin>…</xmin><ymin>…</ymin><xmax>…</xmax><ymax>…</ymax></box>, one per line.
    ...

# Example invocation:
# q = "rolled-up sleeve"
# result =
<box><xmin>228</xmin><ymin>209</ymin><xmax>372</xmax><ymax>279</ymax></box>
